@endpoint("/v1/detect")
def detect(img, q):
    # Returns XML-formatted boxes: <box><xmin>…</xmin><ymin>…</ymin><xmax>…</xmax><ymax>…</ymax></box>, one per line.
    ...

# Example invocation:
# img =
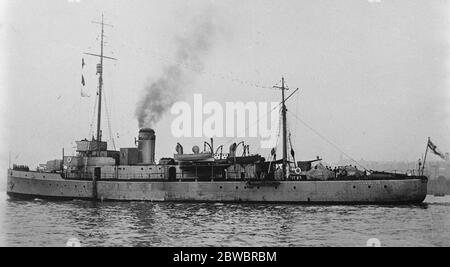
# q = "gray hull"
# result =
<box><xmin>6</xmin><ymin>170</ymin><xmax>428</xmax><ymax>204</ymax></box>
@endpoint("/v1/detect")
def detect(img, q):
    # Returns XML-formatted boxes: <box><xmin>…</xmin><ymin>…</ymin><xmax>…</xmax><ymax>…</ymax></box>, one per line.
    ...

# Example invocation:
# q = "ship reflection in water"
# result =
<box><xmin>1</xmin><ymin>194</ymin><xmax>449</xmax><ymax>247</ymax></box>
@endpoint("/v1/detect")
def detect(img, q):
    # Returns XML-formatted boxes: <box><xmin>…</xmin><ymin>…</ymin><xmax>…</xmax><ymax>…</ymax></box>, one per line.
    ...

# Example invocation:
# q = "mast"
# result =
<box><xmin>281</xmin><ymin>77</ymin><xmax>288</xmax><ymax>179</ymax></box>
<box><xmin>84</xmin><ymin>14</ymin><xmax>117</xmax><ymax>154</ymax></box>
<box><xmin>96</xmin><ymin>14</ymin><xmax>104</xmax><ymax>145</ymax></box>
<box><xmin>274</xmin><ymin>77</ymin><xmax>289</xmax><ymax>179</ymax></box>
<box><xmin>421</xmin><ymin>137</ymin><xmax>430</xmax><ymax>176</ymax></box>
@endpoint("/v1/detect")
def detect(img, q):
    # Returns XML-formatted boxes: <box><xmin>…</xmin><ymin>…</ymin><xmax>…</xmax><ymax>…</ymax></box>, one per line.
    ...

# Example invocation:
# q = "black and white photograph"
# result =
<box><xmin>0</xmin><ymin>0</ymin><xmax>449</xmax><ymax>250</ymax></box>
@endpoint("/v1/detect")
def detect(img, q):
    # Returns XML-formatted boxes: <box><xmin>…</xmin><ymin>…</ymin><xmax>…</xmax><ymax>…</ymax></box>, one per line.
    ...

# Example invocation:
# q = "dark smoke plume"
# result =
<box><xmin>135</xmin><ymin>13</ymin><xmax>219</xmax><ymax>128</ymax></box>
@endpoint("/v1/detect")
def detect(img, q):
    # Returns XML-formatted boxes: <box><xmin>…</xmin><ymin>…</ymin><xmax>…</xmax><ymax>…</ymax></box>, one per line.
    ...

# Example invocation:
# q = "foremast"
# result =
<box><xmin>84</xmin><ymin>14</ymin><xmax>116</xmax><ymax>155</ymax></box>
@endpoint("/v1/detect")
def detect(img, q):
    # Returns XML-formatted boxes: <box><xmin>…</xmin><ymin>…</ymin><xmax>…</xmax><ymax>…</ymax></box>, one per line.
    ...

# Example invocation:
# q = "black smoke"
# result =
<box><xmin>135</xmin><ymin>13</ymin><xmax>219</xmax><ymax>128</ymax></box>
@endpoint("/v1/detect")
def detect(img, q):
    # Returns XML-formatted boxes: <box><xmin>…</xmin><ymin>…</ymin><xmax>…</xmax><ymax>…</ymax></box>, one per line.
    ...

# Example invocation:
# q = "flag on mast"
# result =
<box><xmin>81</xmin><ymin>57</ymin><xmax>90</xmax><ymax>97</ymax></box>
<box><xmin>428</xmin><ymin>138</ymin><xmax>445</xmax><ymax>159</ymax></box>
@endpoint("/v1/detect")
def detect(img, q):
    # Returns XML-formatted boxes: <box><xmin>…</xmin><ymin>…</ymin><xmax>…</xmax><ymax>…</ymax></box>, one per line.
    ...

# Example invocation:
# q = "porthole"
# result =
<box><xmin>353</xmin><ymin>186</ymin><xmax>356</xmax><ymax>189</ymax></box>
<box><xmin>293</xmin><ymin>186</ymin><xmax>296</xmax><ymax>190</ymax></box>
<box><xmin>384</xmin><ymin>185</ymin><xmax>387</xmax><ymax>189</ymax></box>
<box><xmin>236</xmin><ymin>186</ymin><xmax>239</xmax><ymax>190</ymax></box>
<box><xmin>219</xmin><ymin>186</ymin><xmax>223</xmax><ymax>189</ymax></box>
<box><xmin>368</xmin><ymin>185</ymin><xmax>371</xmax><ymax>189</ymax></box>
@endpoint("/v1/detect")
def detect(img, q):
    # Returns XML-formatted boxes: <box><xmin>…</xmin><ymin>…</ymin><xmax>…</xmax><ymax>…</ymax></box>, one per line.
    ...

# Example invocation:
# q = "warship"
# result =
<box><xmin>6</xmin><ymin>17</ymin><xmax>428</xmax><ymax>204</ymax></box>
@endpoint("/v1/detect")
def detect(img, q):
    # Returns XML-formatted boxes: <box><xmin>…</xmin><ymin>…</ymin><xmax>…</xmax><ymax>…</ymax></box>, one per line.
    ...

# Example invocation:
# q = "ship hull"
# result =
<box><xmin>6</xmin><ymin>170</ymin><xmax>428</xmax><ymax>204</ymax></box>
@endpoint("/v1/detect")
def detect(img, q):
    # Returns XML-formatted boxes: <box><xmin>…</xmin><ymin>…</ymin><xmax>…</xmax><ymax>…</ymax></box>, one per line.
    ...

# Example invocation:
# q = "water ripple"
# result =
<box><xmin>1</xmin><ymin>194</ymin><xmax>449</xmax><ymax>247</ymax></box>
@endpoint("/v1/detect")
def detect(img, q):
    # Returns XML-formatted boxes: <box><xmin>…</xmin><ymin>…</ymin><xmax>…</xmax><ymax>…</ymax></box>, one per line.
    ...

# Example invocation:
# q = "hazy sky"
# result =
<box><xmin>1</xmin><ymin>0</ymin><xmax>449</xmax><ymax>170</ymax></box>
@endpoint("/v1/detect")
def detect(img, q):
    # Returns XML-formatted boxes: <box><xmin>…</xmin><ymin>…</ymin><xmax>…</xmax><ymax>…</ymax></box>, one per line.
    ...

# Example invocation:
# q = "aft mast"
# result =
<box><xmin>84</xmin><ymin>14</ymin><xmax>116</xmax><ymax>155</ymax></box>
<box><xmin>274</xmin><ymin>77</ymin><xmax>289</xmax><ymax>179</ymax></box>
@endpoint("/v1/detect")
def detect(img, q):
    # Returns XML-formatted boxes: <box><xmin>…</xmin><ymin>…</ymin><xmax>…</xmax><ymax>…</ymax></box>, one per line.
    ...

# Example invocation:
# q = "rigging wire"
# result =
<box><xmin>287</xmin><ymin>110</ymin><xmax>368</xmax><ymax>171</ymax></box>
<box><xmin>294</xmin><ymin>90</ymin><xmax>300</xmax><ymax>144</ymax></box>
<box><xmin>265</xmin><ymin>108</ymin><xmax>282</xmax><ymax>162</ymax></box>
<box><xmin>103</xmin><ymin>86</ymin><xmax>116</xmax><ymax>150</ymax></box>
<box><xmin>218</xmin><ymin>87</ymin><xmax>300</xmax><ymax>149</ymax></box>
<box><xmin>125</xmin><ymin>45</ymin><xmax>275</xmax><ymax>90</ymax></box>
<box><xmin>103</xmin><ymin>61</ymin><xmax>118</xmax><ymax>150</ymax></box>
